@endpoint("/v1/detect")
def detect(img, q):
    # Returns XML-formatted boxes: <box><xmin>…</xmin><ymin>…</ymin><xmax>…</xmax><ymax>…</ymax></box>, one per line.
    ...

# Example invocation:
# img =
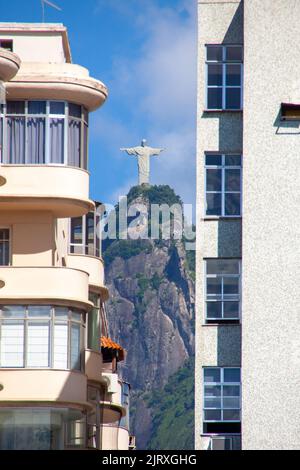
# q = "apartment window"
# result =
<box><xmin>0</xmin><ymin>40</ymin><xmax>13</xmax><ymax>51</ymax></box>
<box><xmin>205</xmin><ymin>154</ymin><xmax>242</xmax><ymax>217</ymax></box>
<box><xmin>205</xmin><ymin>259</ymin><xmax>241</xmax><ymax>322</ymax></box>
<box><xmin>204</xmin><ymin>367</ymin><xmax>241</xmax><ymax>422</ymax></box>
<box><xmin>69</xmin><ymin>209</ymin><xmax>101</xmax><ymax>258</ymax></box>
<box><xmin>87</xmin><ymin>293</ymin><xmax>102</xmax><ymax>352</ymax></box>
<box><xmin>0</xmin><ymin>229</ymin><xmax>10</xmax><ymax>265</ymax></box>
<box><xmin>0</xmin><ymin>101</ymin><xmax>88</xmax><ymax>168</ymax></box>
<box><xmin>0</xmin><ymin>305</ymin><xmax>84</xmax><ymax>370</ymax></box>
<box><xmin>206</xmin><ymin>45</ymin><xmax>243</xmax><ymax>110</ymax></box>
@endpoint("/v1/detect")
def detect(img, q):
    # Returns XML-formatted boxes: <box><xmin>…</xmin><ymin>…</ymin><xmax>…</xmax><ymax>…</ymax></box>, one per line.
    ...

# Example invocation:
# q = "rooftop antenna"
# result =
<box><xmin>41</xmin><ymin>0</ymin><xmax>62</xmax><ymax>22</ymax></box>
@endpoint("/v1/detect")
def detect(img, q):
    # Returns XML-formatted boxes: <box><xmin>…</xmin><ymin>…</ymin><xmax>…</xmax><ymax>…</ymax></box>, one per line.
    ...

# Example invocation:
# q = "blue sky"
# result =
<box><xmin>1</xmin><ymin>0</ymin><xmax>197</xmax><ymax>207</ymax></box>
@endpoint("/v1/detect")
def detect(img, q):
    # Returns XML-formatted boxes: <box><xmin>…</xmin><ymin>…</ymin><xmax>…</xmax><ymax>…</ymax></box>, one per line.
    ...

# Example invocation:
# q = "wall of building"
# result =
<box><xmin>195</xmin><ymin>0</ymin><xmax>243</xmax><ymax>450</ymax></box>
<box><xmin>242</xmin><ymin>0</ymin><xmax>300</xmax><ymax>450</ymax></box>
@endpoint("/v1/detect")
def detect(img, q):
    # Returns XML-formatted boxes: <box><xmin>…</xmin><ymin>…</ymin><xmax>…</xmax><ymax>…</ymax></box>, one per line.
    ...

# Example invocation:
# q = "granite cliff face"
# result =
<box><xmin>103</xmin><ymin>186</ymin><xmax>195</xmax><ymax>449</ymax></box>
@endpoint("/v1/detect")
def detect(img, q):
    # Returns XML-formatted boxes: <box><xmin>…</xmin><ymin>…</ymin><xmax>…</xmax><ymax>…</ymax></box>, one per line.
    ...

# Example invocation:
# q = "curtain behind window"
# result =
<box><xmin>68</xmin><ymin>119</ymin><xmax>81</xmax><ymax>167</ymax></box>
<box><xmin>27</xmin><ymin>118</ymin><xmax>45</xmax><ymax>164</ymax></box>
<box><xmin>7</xmin><ymin>117</ymin><xmax>25</xmax><ymax>164</ymax></box>
<box><xmin>50</xmin><ymin>118</ymin><xmax>64</xmax><ymax>164</ymax></box>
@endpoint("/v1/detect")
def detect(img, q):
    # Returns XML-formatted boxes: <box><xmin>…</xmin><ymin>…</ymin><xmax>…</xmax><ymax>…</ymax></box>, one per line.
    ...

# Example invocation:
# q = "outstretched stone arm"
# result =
<box><xmin>149</xmin><ymin>147</ymin><xmax>165</xmax><ymax>156</ymax></box>
<box><xmin>120</xmin><ymin>147</ymin><xmax>138</xmax><ymax>156</ymax></box>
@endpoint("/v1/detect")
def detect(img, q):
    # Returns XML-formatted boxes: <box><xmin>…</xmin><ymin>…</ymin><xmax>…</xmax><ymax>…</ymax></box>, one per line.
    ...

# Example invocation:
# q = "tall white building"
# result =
<box><xmin>195</xmin><ymin>0</ymin><xmax>300</xmax><ymax>450</ymax></box>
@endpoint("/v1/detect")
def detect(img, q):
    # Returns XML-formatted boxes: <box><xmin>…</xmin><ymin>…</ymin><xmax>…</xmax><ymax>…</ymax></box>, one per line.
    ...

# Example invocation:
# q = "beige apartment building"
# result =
<box><xmin>0</xmin><ymin>23</ymin><xmax>133</xmax><ymax>450</ymax></box>
<box><xmin>196</xmin><ymin>0</ymin><xmax>300</xmax><ymax>450</ymax></box>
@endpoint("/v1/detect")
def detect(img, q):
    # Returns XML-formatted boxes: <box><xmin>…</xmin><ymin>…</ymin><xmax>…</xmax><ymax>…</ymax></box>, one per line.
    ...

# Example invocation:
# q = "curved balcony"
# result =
<box><xmin>0</xmin><ymin>369</ymin><xmax>90</xmax><ymax>410</ymax></box>
<box><xmin>67</xmin><ymin>254</ymin><xmax>108</xmax><ymax>298</ymax></box>
<box><xmin>0</xmin><ymin>267</ymin><xmax>92</xmax><ymax>310</ymax></box>
<box><xmin>0</xmin><ymin>49</ymin><xmax>20</xmax><ymax>82</ymax></box>
<box><xmin>101</xmin><ymin>425</ymin><xmax>129</xmax><ymax>450</ymax></box>
<box><xmin>100</xmin><ymin>401</ymin><xmax>125</xmax><ymax>424</ymax></box>
<box><xmin>7</xmin><ymin>63</ymin><xmax>108</xmax><ymax>112</ymax></box>
<box><xmin>0</xmin><ymin>165</ymin><xmax>94</xmax><ymax>217</ymax></box>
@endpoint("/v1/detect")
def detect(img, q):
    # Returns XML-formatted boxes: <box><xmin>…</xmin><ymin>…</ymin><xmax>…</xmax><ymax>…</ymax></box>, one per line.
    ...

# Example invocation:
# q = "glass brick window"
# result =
<box><xmin>205</xmin><ymin>154</ymin><xmax>242</xmax><ymax>217</ymax></box>
<box><xmin>206</xmin><ymin>45</ymin><xmax>243</xmax><ymax>110</ymax></box>
<box><xmin>204</xmin><ymin>367</ymin><xmax>241</xmax><ymax>422</ymax></box>
<box><xmin>0</xmin><ymin>229</ymin><xmax>10</xmax><ymax>265</ymax></box>
<box><xmin>205</xmin><ymin>259</ymin><xmax>241</xmax><ymax>322</ymax></box>
<box><xmin>0</xmin><ymin>305</ymin><xmax>85</xmax><ymax>370</ymax></box>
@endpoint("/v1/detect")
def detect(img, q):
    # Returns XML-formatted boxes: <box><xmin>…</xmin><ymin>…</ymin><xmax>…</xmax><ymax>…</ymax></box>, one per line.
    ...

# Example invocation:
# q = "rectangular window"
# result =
<box><xmin>27</xmin><ymin>322</ymin><xmax>50</xmax><ymax>367</ymax></box>
<box><xmin>0</xmin><ymin>229</ymin><xmax>10</xmax><ymax>265</ymax></box>
<box><xmin>53</xmin><ymin>323</ymin><xmax>68</xmax><ymax>369</ymax></box>
<box><xmin>205</xmin><ymin>259</ymin><xmax>241</xmax><ymax>322</ymax></box>
<box><xmin>0</xmin><ymin>40</ymin><xmax>13</xmax><ymax>51</ymax></box>
<box><xmin>204</xmin><ymin>367</ymin><xmax>241</xmax><ymax>422</ymax></box>
<box><xmin>1</xmin><ymin>321</ymin><xmax>24</xmax><ymax>367</ymax></box>
<box><xmin>206</xmin><ymin>45</ymin><xmax>243</xmax><ymax>110</ymax></box>
<box><xmin>205</xmin><ymin>154</ymin><xmax>242</xmax><ymax>217</ymax></box>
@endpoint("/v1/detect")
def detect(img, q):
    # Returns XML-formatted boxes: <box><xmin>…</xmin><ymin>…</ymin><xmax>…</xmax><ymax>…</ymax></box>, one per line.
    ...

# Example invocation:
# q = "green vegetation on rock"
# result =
<box><xmin>146</xmin><ymin>358</ymin><xmax>194</xmax><ymax>450</ymax></box>
<box><xmin>103</xmin><ymin>239</ymin><xmax>152</xmax><ymax>265</ymax></box>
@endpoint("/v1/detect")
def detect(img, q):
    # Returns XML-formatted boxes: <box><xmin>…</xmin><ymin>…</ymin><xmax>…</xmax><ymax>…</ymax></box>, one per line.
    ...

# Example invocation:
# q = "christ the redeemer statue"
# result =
<box><xmin>120</xmin><ymin>139</ymin><xmax>164</xmax><ymax>186</ymax></box>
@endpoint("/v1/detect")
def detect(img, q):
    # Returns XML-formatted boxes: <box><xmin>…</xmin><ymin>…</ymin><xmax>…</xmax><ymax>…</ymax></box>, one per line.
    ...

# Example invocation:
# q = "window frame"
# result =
<box><xmin>204</xmin><ymin>153</ymin><xmax>242</xmax><ymax>218</ymax></box>
<box><xmin>205</xmin><ymin>44</ymin><xmax>243</xmax><ymax>111</ymax></box>
<box><xmin>0</xmin><ymin>100</ymin><xmax>88</xmax><ymax>169</ymax></box>
<box><xmin>0</xmin><ymin>305</ymin><xmax>85</xmax><ymax>371</ymax></box>
<box><xmin>0</xmin><ymin>39</ymin><xmax>13</xmax><ymax>51</ymax></box>
<box><xmin>204</xmin><ymin>259</ymin><xmax>241</xmax><ymax>323</ymax></box>
<box><xmin>203</xmin><ymin>367</ymin><xmax>241</xmax><ymax>424</ymax></box>
<box><xmin>69</xmin><ymin>211</ymin><xmax>101</xmax><ymax>258</ymax></box>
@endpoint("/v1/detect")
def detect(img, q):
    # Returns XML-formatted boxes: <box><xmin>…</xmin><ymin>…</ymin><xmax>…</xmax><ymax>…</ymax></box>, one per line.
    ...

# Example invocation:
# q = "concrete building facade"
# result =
<box><xmin>0</xmin><ymin>23</ymin><xmax>133</xmax><ymax>450</ymax></box>
<box><xmin>196</xmin><ymin>0</ymin><xmax>300</xmax><ymax>450</ymax></box>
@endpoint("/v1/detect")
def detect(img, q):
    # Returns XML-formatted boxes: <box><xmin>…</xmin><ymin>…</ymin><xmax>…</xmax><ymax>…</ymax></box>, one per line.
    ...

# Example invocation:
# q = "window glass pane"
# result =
<box><xmin>225</xmin><ymin>169</ymin><xmax>240</xmax><ymax>191</ymax></box>
<box><xmin>225</xmin><ymin>193</ymin><xmax>241</xmax><ymax>216</ymax></box>
<box><xmin>28</xmin><ymin>101</ymin><xmax>46</xmax><ymax>114</ymax></box>
<box><xmin>206</xmin><ymin>259</ymin><xmax>239</xmax><ymax>275</ymax></box>
<box><xmin>206</xmin><ymin>302</ymin><xmax>222</xmax><ymax>319</ymax></box>
<box><xmin>223</xmin><ymin>397</ymin><xmax>240</xmax><ymax>409</ymax></box>
<box><xmin>207</xmin><ymin>64</ymin><xmax>222</xmax><ymax>86</ymax></box>
<box><xmin>7</xmin><ymin>101</ymin><xmax>25</xmax><ymax>114</ymax></box>
<box><xmin>223</xmin><ymin>277</ymin><xmax>239</xmax><ymax>295</ymax></box>
<box><xmin>0</xmin><ymin>229</ymin><xmax>9</xmax><ymax>241</ymax></box>
<box><xmin>207</xmin><ymin>277</ymin><xmax>222</xmax><ymax>296</ymax></box>
<box><xmin>206</xmin><ymin>169</ymin><xmax>222</xmax><ymax>191</ymax></box>
<box><xmin>28</xmin><ymin>306</ymin><xmax>51</xmax><ymax>318</ymax></box>
<box><xmin>225</xmin><ymin>155</ymin><xmax>241</xmax><ymax>166</ymax></box>
<box><xmin>86</xmin><ymin>212</ymin><xmax>95</xmax><ymax>256</ymax></box>
<box><xmin>0</xmin><ymin>240</ymin><xmax>9</xmax><ymax>265</ymax></box>
<box><xmin>71</xmin><ymin>311</ymin><xmax>82</xmax><ymax>322</ymax></box>
<box><xmin>27</xmin><ymin>118</ymin><xmax>46</xmax><ymax>164</ymax></box>
<box><xmin>224</xmin><ymin>368</ymin><xmax>240</xmax><ymax>383</ymax></box>
<box><xmin>50</xmin><ymin>101</ymin><xmax>65</xmax><ymax>115</ymax></box>
<box><xmin>69</xmin><ymin>103</ymin><xmax>82</xmax><ymax>118</ymax></box>
<box><xmin>204</xmin><ymin>368</ymin><xmax>220</xmax><ymax>383</ymax></box>
<box><xmin>7</xmin><ymin>117</ymin><xmax>25</xmax><ymax>164</ymax></box>
<box><xmin>226</xmin><ymin>64</ymin><xmax>241</xmax><ymax>86</ymax></box>
<box><xmin>204</xmin><ymin>410</ymin><xmax>221</xmax><ymax>421</ymax></box>
<box><xmin>27</xmin><ymin>322</ymin><xmax>50</xmax><ymax>367</ymax></box>
<box><xmin>223</xmin><ymin>301</ymin><xmax>239</xmax><ymax>318</ymax></box>
<box><xmin>70</xmin><ymin>323</ymin><xmax>81</xmax><ymax>370</ymax></box>
<box><xmin>0</xmin><ymin>321</ymin><xmax>24</xmax><ymax>367</ymax></box>
<box><xmin>223</xmin><ymin>385</ymin><xmax>240</xmax><ymax>396</ymax></box>
<box><xmin>223</xmin><ymin>409</ymin><xmax>240</xmax><ymax>421</ymax></box>
<box><xmin>55</xmin><ymin>307</ymin><xmax>69</xmax><ymax>320</ymax></box>
<box><xmin>53</xmin><ymin>323</ymin><xmax>68</xmax><ymax>369</ymax></box>
<box><xmin>205</xmin><ymin>397</ymin><xmax>221</xmax><ymax>408</ymax></box>
<box><xmin>71</xmin><ymin>217</ymin><xmax>83</xmax><ymax>245</ymax></box>
<box><xmin>2</xmin><ymin>306</ymin><xmax>25</xmax><ymax>318</ymax></box>
<box><xmin>225</xmin><ymin>88</ymin><xmax>241</xmax><ymax>109</ymax></box>
<box><xmin>50</xmin><ymin>119</ymin><xmax>64</xmax><ymax>164</ymax></box>
<box><xmin>207</xmin><ymin>88</ymin><xmax>222</xmax><ymax>109</ymax></box>
<box><xmin>205</xmin><ymin>154</ymin><xmax>222</xmax><ymax>166</ymax></box>
<box><xmin>204</xmin><ymin>385</ymin><xmax>221</xmax><ymax>397</ymax></box>
<box><xmin>207</xmin><ymin>46</ymin><xmax>223</xmax><ymax>61</ymax></box>
<box><xmin>206</xmin><ymin>193</ymin><xmax>222</xmax><ymax>216</ymax></box>
<box><xmin>88</xmin><ymin>310</ymin><xmax>100</xmax><ymax>351</ymax></box>
<box><xmin>68</xmin><ymin>119</ymin><xmax>81</xmax><ymax>167</ymax></box>
<box><xmin>226</xmin><ymin>46</ymin><xmax>242</xmax><ymax>62</ymax></box>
